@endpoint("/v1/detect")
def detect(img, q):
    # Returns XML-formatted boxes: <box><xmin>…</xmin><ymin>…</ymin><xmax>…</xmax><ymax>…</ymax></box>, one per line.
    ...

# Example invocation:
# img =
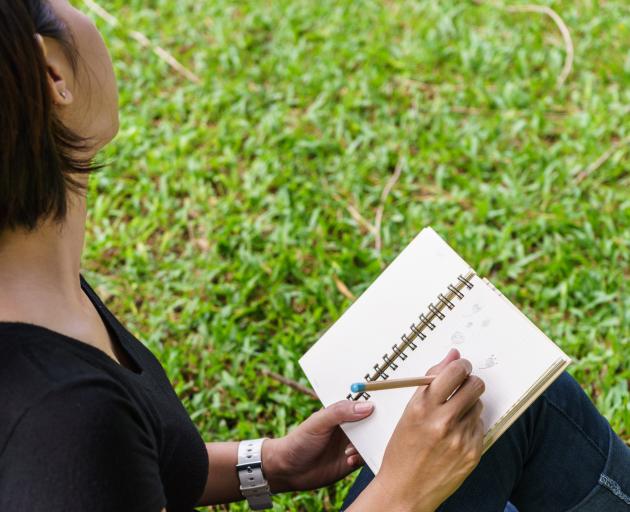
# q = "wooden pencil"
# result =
<box><xmin>350</xmin><ymin>375</ymin><xmax>435</xmax><ymax>393</ymax></box>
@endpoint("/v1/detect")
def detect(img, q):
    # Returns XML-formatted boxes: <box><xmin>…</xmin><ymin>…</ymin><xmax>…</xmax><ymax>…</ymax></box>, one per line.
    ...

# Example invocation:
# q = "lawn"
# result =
<box><xmin>81</xmin><ymin>0</ymin><xmax>629</xmax><ymax>510</ymax></box>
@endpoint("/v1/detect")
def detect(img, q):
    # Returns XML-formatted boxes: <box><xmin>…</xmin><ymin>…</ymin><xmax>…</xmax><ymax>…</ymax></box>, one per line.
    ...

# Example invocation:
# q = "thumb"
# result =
<box><xmin>426</xmin><ymin>348</ymin><xmax>460</xmax><ymax>376</ymax></box>
<box><xmin>305</xmin><ymin>400</ymin><xmax>375</xmax><ymax>434</ymax></box>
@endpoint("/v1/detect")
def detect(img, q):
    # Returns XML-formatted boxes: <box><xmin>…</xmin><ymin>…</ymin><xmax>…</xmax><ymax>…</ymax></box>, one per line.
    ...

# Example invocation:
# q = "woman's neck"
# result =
<box><xmin>0</xmin><ymin>191</ymin><xmax>126</xmax><ymax>364</ymax></box>
<box><xmin>0</xmin><ymin>193</ymin><xmax>88</xmax><ymax>318</ymax></box>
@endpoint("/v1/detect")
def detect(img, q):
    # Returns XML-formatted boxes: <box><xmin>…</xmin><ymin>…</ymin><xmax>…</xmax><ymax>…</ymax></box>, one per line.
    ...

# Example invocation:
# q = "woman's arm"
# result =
<box><xmin>197</xmin><ymin>350</ymin><xmax>485</xmax><ymax>510</ymax></box>
<box><xmin>197</xmin><ymin>403</ymin><xmax>373</xmax><ymax>506</ymax></box>
<box><xmin>197</xmin><ymin>441</ymin><xmax>241</xmax><ymax>505</ymax></box>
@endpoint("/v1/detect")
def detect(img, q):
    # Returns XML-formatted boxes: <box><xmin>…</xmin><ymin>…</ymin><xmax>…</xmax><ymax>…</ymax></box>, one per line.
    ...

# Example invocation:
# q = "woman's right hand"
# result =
<box><xmin>373</xmin><ymin>349</ymin><xmax>486</xmax><ymax>512</ymax></box>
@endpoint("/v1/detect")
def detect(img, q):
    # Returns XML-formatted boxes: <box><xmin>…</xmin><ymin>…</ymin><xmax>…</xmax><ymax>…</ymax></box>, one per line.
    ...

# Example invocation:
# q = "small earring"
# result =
<box><xmin>60</xmin><ymin>90</ymin><xmax>67</xmax><ymax>99</ymax></box>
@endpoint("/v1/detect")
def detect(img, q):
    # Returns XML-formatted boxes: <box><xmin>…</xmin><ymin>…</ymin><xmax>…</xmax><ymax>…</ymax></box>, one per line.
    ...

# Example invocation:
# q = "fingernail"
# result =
<box><xmin>344</xmin><ymin>446</ymin><xmax>354</xmax><ymax>455</ymax></box>
<box><xmin>354</xmin><ymin>402</ymin><xmax>374</xmax><ymax>414</ymax></box>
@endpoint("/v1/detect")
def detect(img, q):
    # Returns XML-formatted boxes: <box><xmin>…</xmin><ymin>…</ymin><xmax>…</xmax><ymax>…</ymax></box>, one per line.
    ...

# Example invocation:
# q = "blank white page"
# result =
<box><xmin>299</xmin><ymin>227</ymin><xmax>570</xmax><ymax>473</ymax></box>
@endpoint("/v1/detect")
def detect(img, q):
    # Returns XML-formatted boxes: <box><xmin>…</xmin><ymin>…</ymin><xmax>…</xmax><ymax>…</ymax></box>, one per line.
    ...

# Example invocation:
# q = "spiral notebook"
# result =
<box><xmin>299</xmin><ymin>227</ymin><xmax>571</xmax><ymax>473</ymax></box>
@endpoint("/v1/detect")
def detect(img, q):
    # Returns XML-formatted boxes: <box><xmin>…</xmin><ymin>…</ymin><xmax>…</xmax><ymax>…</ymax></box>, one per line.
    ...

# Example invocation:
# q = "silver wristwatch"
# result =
<box><xmin>236</xmin><ymin>438</ymin><xmax>273</xmax><ymax>510</ymax></box>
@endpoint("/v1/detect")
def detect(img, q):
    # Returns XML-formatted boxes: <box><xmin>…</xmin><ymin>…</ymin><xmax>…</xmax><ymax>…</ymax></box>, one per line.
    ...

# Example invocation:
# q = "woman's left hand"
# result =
<box><xmin>262</xmin><ymin>400</ymin><xmax>374</xmax><ymax>492</ymax></box>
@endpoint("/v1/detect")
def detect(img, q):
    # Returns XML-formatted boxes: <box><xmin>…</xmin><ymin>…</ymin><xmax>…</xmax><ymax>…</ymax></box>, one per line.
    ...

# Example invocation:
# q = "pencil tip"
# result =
<box><xmin>350</xmin><ymin>383</ymin><xmax>364</xmax><ymax>392</ymax></box>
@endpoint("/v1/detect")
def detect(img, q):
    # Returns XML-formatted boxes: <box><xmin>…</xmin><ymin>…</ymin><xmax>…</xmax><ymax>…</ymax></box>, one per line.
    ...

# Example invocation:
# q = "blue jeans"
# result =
<box><xmin>342</xmin><ymin>372</ymin><xmax>630</xmax><ymax>511</ymax></box>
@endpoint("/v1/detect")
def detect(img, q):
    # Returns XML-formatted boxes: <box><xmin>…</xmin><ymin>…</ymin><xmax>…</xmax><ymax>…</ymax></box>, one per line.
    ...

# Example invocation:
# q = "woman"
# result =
<box><xmin>0</xmin><ymin>1</ymin><xmax>628</xmax><ymax>511</ymax></box>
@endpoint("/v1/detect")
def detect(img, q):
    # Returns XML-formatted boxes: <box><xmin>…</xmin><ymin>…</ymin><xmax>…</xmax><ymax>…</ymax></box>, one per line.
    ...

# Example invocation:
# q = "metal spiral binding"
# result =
<box><xmin>346</xmin><ymin>270</ymin><xmax>476</xmax><ymax>401</ymax></box>
<box><xmin>447</xmin><ymin>284</ymin><xmax>464</xmax><ymax>300</ymax></box>
<box><xmin>438</xmin><ymin>293</ymin><xmax>455</xmax><ymax>310</ymax></box>
<box><xmin>418</xmin><ymin>313</ymin><xmax>436</xmax><ymax>330</ymax></box>
<box><xmin>457</xmin><ymin>274</ymin><xmax>474</xmax><ymax>289</ymax></box>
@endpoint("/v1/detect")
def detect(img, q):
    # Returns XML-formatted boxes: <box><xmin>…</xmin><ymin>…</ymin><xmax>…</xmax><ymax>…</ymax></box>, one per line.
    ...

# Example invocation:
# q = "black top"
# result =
<box><xmin>0</xmin><ymin>277</ymin><xmax>208</xmax><ymax>512</ymax></box>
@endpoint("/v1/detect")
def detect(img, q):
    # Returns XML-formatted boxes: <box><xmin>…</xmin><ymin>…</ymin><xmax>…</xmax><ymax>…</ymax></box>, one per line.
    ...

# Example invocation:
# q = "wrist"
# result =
<box><xmin>346</xmin><ymin>475</ymin><xmax>404</xmax><ymax>512</ymax></box>
<box><xmin>370</xmin><ymin>473</ymin><xmax>436</xmax><ymax>512</ymax></box>
<box><xmin>261</xmin><ymin>437</ymin><xmax>292</xmax><ymax>494</ymax></box>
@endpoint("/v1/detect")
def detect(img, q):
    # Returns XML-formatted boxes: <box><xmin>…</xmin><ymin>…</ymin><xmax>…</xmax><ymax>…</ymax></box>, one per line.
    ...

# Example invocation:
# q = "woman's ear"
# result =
<box><xmin>34</xmin><ymin>33</ymin><xmax>73</xmax><ymax>106</ymax></box>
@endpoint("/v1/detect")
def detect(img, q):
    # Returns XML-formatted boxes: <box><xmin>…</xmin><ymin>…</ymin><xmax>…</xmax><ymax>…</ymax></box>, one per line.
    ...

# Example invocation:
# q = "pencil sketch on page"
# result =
<box><xmin>477</xmin><ymin>355</ymin><xmax>498</xmax><ymax>370</ymax></box>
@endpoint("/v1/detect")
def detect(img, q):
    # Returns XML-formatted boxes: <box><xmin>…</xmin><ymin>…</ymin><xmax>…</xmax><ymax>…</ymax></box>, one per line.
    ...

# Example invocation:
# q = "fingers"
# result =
<box><xmin>427</xmin><ymin>358</ymin><xmax>472</xmax><ymax>404</ymax></box>
<box><xmin>444</xmin><ymin>375</ymin><xmax>485</xmax><ymax>419</ymax></box>
<box><xmin>345</xmin><ymin>443</ymin><xmax>358</xmax><ymax>457</ymax></box>
<box><xmin>346</xmin><ymin>453</ymin><xmax>363</xmax><ymax>467</ymax></box>
<box><xmin>459</xmin><ymin>399</ymin><xmax>484</xmax><ymax>427</ymax></box>
<box><xmin>464</xmin><ymin>409</ymin><xmax>485</xmax><ymax>457</ymax></box>
<box><xmin>345</xmin><ymin>444</ymin><xmax>364</xmax><ymax>467</ymax></box>
<box><xmin>304</xmin><ymin>400</ymin><xmax>375</xmax><ymax>433</ymax></box>
<box><xmin>470</xmin><ymin>416</ymin><xmax>485</xmax><ymax>444</ymax></box>
<box><xmin>426</xmin><ymin>348</ymin><xmax>461</xmax><ymax>376</ymax></box>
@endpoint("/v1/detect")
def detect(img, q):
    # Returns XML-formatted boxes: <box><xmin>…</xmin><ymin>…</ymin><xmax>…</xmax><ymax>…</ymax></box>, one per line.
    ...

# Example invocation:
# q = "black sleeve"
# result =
<box><xmin>0</xmin><ymin>379</ymin><xmax>166</xmax><ymax>512</ymax></box>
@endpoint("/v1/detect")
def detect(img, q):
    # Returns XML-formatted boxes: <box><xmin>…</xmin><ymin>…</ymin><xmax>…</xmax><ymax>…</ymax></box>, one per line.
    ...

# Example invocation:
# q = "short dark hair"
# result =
<box><xmin>0</xmin><ymin>0</ymin><xmax>98</xmax><ymax>232</ymax></box>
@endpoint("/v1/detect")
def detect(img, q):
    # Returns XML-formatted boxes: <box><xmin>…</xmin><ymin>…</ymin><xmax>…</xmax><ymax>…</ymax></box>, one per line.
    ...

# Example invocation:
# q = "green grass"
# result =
<box><xmin>81</xmin><ymin>0</ymin><xmax>629</xmax><ymax>509</ymax></box>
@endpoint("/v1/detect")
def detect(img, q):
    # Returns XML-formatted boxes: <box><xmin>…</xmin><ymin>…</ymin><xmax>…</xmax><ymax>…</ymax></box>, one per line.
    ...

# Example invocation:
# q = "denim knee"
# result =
<box><xmin>540</xmin><ymin>371</ymin><xmax>610</xmax><ymax>458</ymax></box>
<box><xmin>543</xmin><ymin>371</ymin><xmax>584</xmax><ymax>406</ymax></box>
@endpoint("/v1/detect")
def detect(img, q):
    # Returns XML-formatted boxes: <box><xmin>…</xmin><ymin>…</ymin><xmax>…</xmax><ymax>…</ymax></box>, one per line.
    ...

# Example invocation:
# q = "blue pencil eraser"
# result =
<box><xmin>350</xmin><ymin>383</ymin><xmax>365</xmax><ymax>393</ymax></box>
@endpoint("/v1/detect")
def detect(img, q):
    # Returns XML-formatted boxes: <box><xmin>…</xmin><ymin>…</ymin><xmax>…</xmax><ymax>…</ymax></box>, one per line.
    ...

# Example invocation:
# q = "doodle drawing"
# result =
<box><xmin>478</xmin><ymin>354</ymin><xmax>498</xmax><ymax>370</ymax></box>
<box><xmin>464</xmin><ymin>303</ymin><xmax>483</xmax><ymax>317</ymax></box>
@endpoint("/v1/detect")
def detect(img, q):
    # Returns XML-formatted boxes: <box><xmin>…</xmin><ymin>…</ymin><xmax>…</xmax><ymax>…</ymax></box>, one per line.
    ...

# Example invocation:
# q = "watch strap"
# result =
<box><xmin>237</xmin><ymin>438</ymin><xmax>273</xmax><ymax>510</ymax></box>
